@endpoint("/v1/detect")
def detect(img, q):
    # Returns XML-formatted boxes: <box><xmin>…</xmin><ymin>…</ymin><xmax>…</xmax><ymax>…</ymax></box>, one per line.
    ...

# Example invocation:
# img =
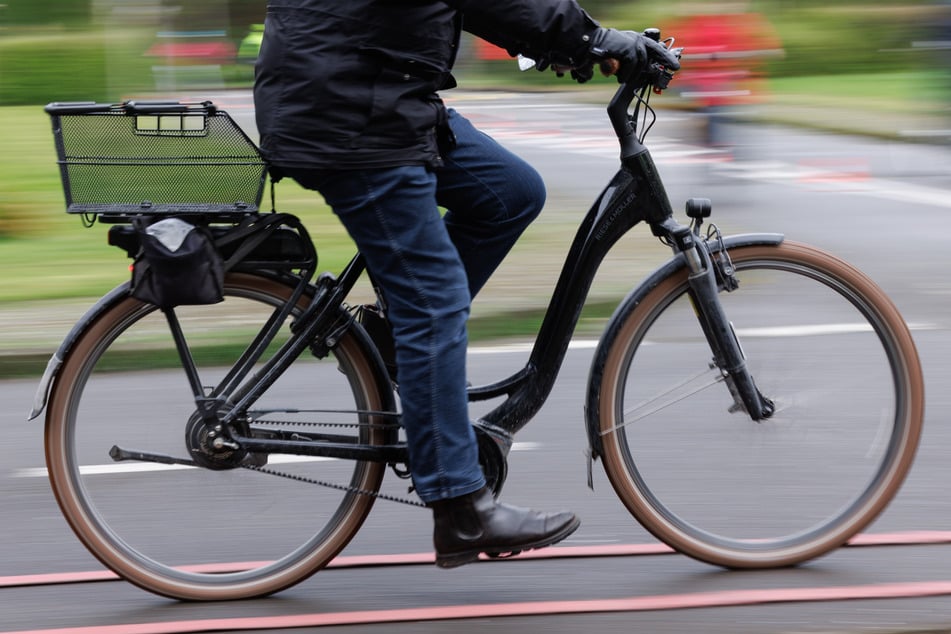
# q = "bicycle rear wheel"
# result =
<box><xmin>592</xmin><ymin>241</ymin><xmax>923</xmax><ymax>568</ymax></box>
<box><xmin>44</xmin><ymin>272</ymin><xmax>396</xmax><ymax>600</ymax></box>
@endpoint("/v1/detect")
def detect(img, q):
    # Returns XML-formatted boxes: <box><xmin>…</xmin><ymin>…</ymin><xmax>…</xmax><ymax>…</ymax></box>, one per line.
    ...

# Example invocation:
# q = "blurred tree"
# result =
<box><xmin>2</xmin><ymin>0</ymin><xmax>91</xmax><ymax>26</ymax></box>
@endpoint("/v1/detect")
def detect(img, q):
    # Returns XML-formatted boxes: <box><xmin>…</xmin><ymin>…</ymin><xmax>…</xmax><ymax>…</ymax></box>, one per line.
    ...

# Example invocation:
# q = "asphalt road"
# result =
<box><xmin>2</xmin><ymin>91</ymin><xmax>951</xmax><ymax>633</ymax></box>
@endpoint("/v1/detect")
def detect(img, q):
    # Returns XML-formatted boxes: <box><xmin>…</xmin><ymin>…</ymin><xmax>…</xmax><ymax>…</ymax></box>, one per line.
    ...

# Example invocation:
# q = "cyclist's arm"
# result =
<box><xmin>449</xmin><ymin>0</ymin><xmax>599</xmax><ymax>68</ymax></box>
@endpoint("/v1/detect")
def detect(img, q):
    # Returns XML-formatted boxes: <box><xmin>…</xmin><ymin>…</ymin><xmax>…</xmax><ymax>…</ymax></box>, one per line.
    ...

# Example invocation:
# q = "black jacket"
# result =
<box><xmin>253</xmin><ymin>0</ymin><xmax>598</xmax><ymax>170</ymax></box>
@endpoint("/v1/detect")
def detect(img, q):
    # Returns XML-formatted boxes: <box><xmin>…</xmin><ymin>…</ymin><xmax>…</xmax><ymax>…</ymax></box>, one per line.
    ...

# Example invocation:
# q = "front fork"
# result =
<box><xmin>656</xmin><ymin>207</ymin><xmax>775</xmax><ymax>421</ymax></box>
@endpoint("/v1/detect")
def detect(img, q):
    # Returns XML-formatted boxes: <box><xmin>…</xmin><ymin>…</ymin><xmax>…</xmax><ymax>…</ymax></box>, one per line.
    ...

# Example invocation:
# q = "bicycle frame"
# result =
<box><xmin>31</xmin><ymin>64</ymin><xmax>782</xmax><ymax>480</ymax></box>
<box><xmin>468</xmin><ymin>132</ymin><xmax>678</xmax><ymax>434</ymax></box>
<box><xmin>225</xmin><ymin>80</ymin><xmax>778</xmax><ymax>463</ymax></box>
<box><xmin>202</xmin><ymin>154</ymin><xmax>680</xmax><ymax>467</ymax></box>
<box><xmin>465</xmin><ymin>79</ymin><xmax>778</xmax><ymax>451</ymax></box>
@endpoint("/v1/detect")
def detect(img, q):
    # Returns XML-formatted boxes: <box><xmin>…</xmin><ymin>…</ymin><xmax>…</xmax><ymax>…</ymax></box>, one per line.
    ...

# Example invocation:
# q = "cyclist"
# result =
<box><xmin>253</xmin><ymin>0</ymin><xmax>680</xmax><ymax>569</ymax></box>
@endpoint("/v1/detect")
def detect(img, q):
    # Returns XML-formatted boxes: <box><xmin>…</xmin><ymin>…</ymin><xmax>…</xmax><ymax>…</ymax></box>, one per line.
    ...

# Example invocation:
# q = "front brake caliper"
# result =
<box><xmin>707</xmin><ymin>224</ymin><xmax>739</xmax><ymax>292</ymax></box>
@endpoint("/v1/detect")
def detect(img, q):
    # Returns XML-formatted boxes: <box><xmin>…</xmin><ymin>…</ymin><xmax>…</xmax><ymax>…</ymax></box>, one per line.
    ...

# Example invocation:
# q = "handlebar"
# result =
<box><xmin>604</xmin><ymin>29</ymin><xmax>681</xmax><ymax>143</ymax></box>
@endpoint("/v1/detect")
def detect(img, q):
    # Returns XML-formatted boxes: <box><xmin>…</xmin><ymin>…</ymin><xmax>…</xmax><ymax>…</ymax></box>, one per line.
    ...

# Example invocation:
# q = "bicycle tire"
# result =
<box><xmin>592</xmin><ymin>241</ymin><xmax>923</xmax><ymax>568</ymax></box>
<box><xmin>44</xmin><ymin>272</ymin><xmax>395</xmax><ymax>600</ymax></box>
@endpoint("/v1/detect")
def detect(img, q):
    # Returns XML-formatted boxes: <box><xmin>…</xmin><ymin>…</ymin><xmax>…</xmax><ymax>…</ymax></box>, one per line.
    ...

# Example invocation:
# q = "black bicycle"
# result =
<box><xmin>34</xmin><ymin>33</ymin><xmax>924</xmax><ymax>601</ymax></box>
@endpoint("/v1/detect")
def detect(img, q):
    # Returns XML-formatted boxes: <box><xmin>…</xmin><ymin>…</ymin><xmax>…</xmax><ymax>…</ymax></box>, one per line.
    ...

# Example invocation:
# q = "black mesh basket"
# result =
<box><xmin>45</xmin><ymin>100</ymin><xmax>266</xmax><ymax>222</ymax></box>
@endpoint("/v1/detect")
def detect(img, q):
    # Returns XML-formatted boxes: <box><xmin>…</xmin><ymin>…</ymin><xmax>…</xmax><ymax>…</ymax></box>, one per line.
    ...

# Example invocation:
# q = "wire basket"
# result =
<box><xmin>46</xmin><ymin>100</ymin><xmax>267</xmax><ymax>222</ymax></box>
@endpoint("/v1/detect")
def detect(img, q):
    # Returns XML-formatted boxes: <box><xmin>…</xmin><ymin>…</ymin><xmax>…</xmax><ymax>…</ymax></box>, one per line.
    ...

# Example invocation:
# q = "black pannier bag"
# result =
<box><xmin>130</xmin><ymin>217</ymin><xmax>224</xmax><ymax>309</ymax></box>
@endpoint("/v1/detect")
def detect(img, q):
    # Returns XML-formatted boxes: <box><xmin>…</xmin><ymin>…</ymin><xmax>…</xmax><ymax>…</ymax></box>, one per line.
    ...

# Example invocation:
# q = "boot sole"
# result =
<box><xmin>435</xmin><ymin>516</ymin><xmax>581</xmax><ymax>569</ymax></box>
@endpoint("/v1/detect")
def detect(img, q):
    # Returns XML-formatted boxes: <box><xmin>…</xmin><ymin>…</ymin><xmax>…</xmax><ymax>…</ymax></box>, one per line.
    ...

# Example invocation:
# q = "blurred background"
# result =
<box><xmin>0</xmin><ymin>0</ymin><xmax>947</xmax><ymax>105</ymax></box>
<box><xmin>0</xmin><ymin>0</ymin><xmax>949</xmax><ymax>374</ymax></box>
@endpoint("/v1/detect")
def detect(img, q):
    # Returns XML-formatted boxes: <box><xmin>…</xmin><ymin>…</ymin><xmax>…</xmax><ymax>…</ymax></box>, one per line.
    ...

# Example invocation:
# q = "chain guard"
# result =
<box><xmin>193</xmin><ymin>413</ymin><xmax>507</xmax><ymax>507</ymax></box>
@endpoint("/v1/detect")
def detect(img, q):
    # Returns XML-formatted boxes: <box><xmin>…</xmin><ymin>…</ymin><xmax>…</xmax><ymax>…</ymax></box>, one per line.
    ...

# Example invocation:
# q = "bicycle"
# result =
<box><xmin>33</xmin><ymin>32</ymin><xmax>924</xmax><ymax>601</ymax></box>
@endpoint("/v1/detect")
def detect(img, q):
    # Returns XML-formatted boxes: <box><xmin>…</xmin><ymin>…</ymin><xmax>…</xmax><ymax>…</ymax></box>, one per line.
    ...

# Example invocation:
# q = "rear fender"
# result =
<box><xmin>28</xmin><ymin>283</ymin><xmax>133</xmax><ymax>420</ymax></box>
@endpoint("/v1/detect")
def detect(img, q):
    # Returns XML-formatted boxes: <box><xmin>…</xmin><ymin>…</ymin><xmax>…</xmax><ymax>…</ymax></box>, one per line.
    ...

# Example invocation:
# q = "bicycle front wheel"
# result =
<box><xmin>44</xmin><ymin>272</ymin><xmax>395</xmax><ymax>600</ymax></box>
<box><xmin>593</xmin><ymin>241</ymin><xmax>923</xmax><ymax>568</ymax></box>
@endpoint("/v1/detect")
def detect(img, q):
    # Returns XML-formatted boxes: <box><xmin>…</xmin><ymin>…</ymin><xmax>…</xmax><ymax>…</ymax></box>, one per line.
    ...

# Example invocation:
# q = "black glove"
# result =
<box><xmin>569</xmin><ymin>62</ymin><xmax>595</xmax><ymax>84</ymax></box>
<box><xmin>545</xmin><ymin>61</ymin><xmax>594</xmax><ymax>83</ymax></box>
<box><xmin>588</xmin><ymin>28</ymin><xmax>681</xmax><ymax>76</ymax></box>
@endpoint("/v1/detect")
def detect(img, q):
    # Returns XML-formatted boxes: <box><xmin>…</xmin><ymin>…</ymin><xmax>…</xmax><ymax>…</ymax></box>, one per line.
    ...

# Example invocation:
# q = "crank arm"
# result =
<box><xmin>109</xmin><ymin>445</ymin><xmax>199</xmax><ymax>467</ymax></box>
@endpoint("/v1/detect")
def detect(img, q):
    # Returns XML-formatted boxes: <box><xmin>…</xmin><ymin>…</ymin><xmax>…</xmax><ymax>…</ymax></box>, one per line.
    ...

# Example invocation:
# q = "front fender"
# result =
<box><xmin>584</xmin><ymin>232</ymin><xmax>784</xmax><ymax>460</ymax></box>
<box><xmin>28</xmin><ymin>283</ymin><xmax>133</xmax><ymax>420</ymax></box>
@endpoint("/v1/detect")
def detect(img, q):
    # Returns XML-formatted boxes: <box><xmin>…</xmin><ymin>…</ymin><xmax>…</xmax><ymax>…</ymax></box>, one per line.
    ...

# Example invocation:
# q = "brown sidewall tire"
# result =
<box><xmin>597</xmin><ymin>242</ymin><xmax>924</xmax><ymax>568</ymax></box>
<box><xmin>44</xmin><ymin>272</ymin><xmax>392</xmax><ymax>600</ymax></box>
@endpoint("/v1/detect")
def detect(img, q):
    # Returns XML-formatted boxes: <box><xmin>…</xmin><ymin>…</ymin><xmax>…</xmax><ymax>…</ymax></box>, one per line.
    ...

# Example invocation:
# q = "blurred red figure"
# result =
<box><xmin>671</xmin><ymin>2</ymin><xmax>783</xmax><ymax>151</ymax></box>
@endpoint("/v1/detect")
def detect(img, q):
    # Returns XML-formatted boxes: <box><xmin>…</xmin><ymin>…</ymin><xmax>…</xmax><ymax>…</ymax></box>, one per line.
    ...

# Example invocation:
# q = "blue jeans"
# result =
<box><xmin>283</xmin><ymin>109</ymin><xmax>545</xmax><ymax>503</ymax></box>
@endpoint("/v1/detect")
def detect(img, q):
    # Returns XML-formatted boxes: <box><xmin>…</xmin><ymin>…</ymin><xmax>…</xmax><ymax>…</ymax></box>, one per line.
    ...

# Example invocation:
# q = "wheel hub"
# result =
<box><xmin>184</xmin><ymin>409</ymin><xmax>251</xmax><ymax>470</ymax></box>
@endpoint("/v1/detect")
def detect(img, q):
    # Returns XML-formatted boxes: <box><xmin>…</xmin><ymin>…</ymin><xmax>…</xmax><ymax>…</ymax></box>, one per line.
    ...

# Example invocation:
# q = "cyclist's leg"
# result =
<box><xmin>436</xmin><ymin>108</ymin><xmax>546</xmax><ymax>298</ymax></box>
<box><xmin>284</xmin><ymin>165</ymin><xmax>578</xmax><ymax>568</ymax></box>
<box><xmin>283</xmin><ymin>166</ymin><xmax>485</xmax><ymax>504</ymax></box>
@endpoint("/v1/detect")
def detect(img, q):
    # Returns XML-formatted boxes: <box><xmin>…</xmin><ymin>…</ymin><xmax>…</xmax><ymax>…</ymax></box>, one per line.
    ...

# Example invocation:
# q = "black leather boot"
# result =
<box><xmin>431</xmin><ymin>487</ymin><xmax>580</xmax><ymax>568</ymax></box>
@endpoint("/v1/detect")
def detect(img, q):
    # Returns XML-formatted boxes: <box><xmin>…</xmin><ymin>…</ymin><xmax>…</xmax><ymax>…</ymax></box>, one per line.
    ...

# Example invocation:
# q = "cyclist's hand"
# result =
<box><xmin>569</xmin><ymin>61</ymin><xmax>595</xmax><ymax>83</ymax></box>
<box><xmin>549</xmin><ymin>61</ymin><xmax>595</xmax><ymax>83</ymax></box>
<box><xmin>588</xmin><ymin>28</ymin><xmax>681</xmax><ymax>77</ymax></box>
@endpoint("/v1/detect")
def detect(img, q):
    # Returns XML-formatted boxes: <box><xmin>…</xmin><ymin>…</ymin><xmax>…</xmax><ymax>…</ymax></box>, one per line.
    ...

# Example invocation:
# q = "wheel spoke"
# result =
<box><xmin>604</xmin><ymin>366</ymin><xmax>724</xmax><ymax>436</ymax></box>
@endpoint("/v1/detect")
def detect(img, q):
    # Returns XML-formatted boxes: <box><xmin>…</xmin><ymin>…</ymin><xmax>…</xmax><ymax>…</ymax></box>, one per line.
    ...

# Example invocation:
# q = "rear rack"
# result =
<box><xmin>45</xmin><ymin>100</ymin><xmax>266</xmax><ymax>223</ymax></box>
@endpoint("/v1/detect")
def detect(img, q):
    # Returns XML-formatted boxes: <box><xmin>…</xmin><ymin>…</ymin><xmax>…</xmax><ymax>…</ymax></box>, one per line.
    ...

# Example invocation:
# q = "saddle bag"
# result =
<box><xmin>130</xmin><ymin>217</ymin><xmax>224</xmax><ymax>309</ymax></box>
